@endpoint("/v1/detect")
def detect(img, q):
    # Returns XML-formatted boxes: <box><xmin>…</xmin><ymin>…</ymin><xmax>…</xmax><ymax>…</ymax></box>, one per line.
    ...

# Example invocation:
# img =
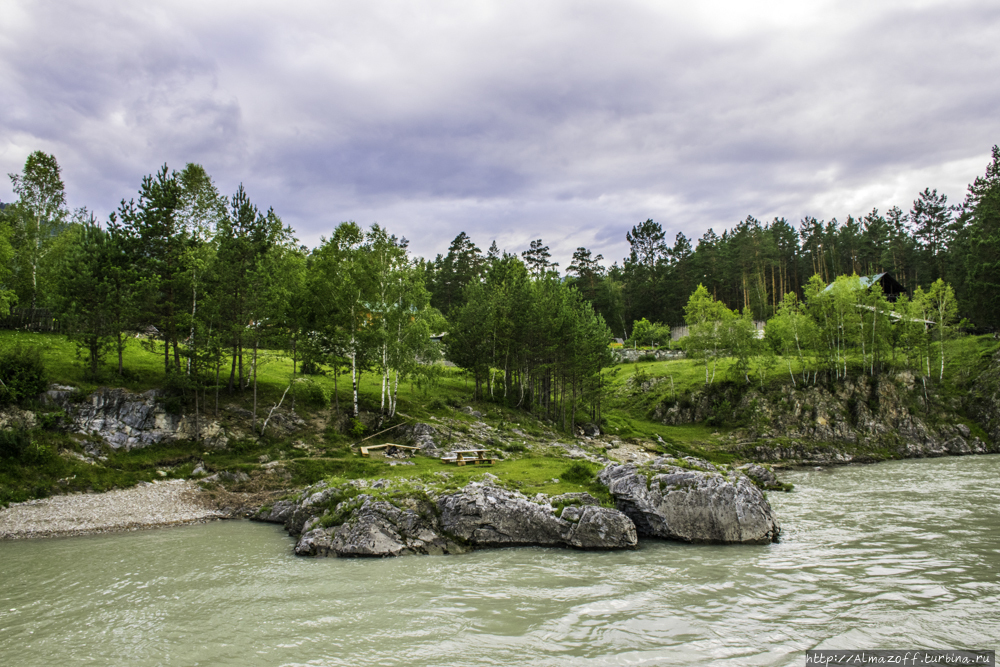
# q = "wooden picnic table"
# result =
<box><xmin>441</xmin><ymin>449</ymin><xmax>496</xmax><ymax>466</ymax></box>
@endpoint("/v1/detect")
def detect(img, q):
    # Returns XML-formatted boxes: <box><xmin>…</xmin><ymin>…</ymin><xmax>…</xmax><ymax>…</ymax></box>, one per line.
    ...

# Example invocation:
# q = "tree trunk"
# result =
<box><xmin>252</xmin><ymin>339</ymin><xmax>258</xmax><ymax>431</ymax></box>
<box><xmin>228</xmin><ymin>344</ymin><xmax>238</xmax><ymax>393</ymax></box>
<box><xmin>351</xmin><ymin>350</ymin><xmax>359</xmax><ymax>417</ymax></box>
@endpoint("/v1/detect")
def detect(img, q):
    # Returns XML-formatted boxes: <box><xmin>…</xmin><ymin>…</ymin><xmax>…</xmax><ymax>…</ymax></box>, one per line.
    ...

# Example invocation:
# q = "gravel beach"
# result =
<box><xmin>0</xmin><ymin>479</ymin><xmax>229</xmax><ymax>539</ymax></box>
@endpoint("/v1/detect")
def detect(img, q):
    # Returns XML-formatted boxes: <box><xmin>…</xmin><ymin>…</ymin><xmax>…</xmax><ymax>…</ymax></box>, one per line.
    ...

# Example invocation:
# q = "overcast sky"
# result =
<box><xmin>2</xmin><ymin>0</ymin><xmax>998</xmax><ymax>267</ymax></box>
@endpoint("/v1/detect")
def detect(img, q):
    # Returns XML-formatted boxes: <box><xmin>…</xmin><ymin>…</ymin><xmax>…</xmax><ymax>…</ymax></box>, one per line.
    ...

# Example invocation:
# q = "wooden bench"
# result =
<box><xmin>441</xmin><ymin>449</ymin><xmax>497</xmax><ymax>466</ymax></box>
<box><xmin>359</xmin><ymin>443</ymin><xmax>420</xmax><ymax>458</ymax></box>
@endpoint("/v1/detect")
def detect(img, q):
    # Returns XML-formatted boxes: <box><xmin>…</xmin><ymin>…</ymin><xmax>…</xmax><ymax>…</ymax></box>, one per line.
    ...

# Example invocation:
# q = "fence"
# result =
<box><xmin>0</xmin><ymin>308</ymin><xmax>62</xmax><ymax>333</ymax></box>
<box><xmin>670</xmin><ymin>321</ymin><xmax>765</xmax><ymax>340</ymax></box>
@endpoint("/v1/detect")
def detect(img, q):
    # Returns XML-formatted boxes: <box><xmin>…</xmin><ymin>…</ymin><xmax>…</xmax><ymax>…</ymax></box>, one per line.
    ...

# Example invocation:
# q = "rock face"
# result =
<box><xmin>38</xmin><ymin>385</ymin><xmax>304</xmax><ymax>451</ymax></box>
<box><xmin>437</xmin><ymin>483</ymin><xmax>637</xmax><ymax>550</ymax></box>
<box><xmin>598</xmin><ymin>458</ymin><xmax>780</xmax><ymax>544</ymax></box>
<box><xmin>255</xmin><ymin>479</ymin><xmax>638</xmax><ymax>557</ymax></box>
<box><xmin>651</xmin><ymin>375</ymin><xmax>998</xmax><ymax>464</ymax></box>
<box><xmin>295</xmin><ymin>496</ymin><xmax>466</xmax><ymax>557</ymax></box>
<box><xmin>401</xmin><ymin>422</ymin><xmax>441</xmax><ymax>456</ymax></box>
<box><xmin>968</xmin><ymin>350</ymin><xmax>1000</xmax><ymax>447</ymax></box>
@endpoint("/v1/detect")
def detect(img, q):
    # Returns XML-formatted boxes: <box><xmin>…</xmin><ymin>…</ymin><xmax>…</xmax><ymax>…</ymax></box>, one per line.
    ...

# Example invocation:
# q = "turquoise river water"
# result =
<box><xmin>1</xmin><ymin>455</ymin><xmax>998</xmax><ymax>666</ymax></box>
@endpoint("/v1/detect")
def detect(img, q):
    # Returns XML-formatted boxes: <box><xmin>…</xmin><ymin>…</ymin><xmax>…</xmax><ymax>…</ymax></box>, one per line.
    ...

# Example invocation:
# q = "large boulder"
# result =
<box><xmin>438</xmin><ymin>482</ymin><xmax>637</xmax><ymax>550</ymax></box>
<box><xmin>598</xmin><ymin>459</ymin><xmax>780</xmax><ymax>544</ymax></box>
<box><xmin>295</xmin><ymin>496</ymin><xmax>467</xmax><ymax>557</ymax></box>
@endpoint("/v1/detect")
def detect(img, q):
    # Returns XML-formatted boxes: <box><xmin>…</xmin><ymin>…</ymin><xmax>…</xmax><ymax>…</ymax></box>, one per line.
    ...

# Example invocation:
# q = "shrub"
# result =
<box><xmin>561</xmin><ymin>460</ymin><xmax>598</xmax><ymax>484</ymax></box>
<box><xmin>292</xmin><ymin>378</ymin><xmax>328</xmax><ymax>408</ymax></box>
<box><xmin>0</xmin><ymin>343</ymin><xmax>47</xmax><ymax>405</ymax></box>
<box><xmin>299</xmin><ymin>359</ymin><xmax>322</xmax><ymax>375</ymax></box>
<box><xmin>159</xmin><ymin>372</ymin><xmax>193</xmax><ymax>415</ymax></box>
<box><xmin>0</xmin><ymin>429</ymin><xmax>53</xmax><ymax>463</ymax></box>
<box><xmin>38</xmin><ymin>410</ymin><xmax>67</xmax><ymax>430</ymax></box>
<box><xmin>706</xmin><ymin>398</ymin><xmax>734</xmax><ymax>427</ymax></box>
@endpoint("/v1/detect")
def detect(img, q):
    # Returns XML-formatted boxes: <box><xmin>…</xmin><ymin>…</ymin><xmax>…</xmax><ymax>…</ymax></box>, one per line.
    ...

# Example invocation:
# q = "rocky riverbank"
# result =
<box><xmin>0</xmin><ymin>479</ymin><xmax>228</xmax><ymax>539</ymax></box>
<box><xmin>648</xmin><ymin>368</ymin><xmax>1000</xmax><ymax>465</ymax></box>
<box><xmin>255</xmin><ymin>456</ymin><xmax>780</xmax><ymax>558</ymax></box>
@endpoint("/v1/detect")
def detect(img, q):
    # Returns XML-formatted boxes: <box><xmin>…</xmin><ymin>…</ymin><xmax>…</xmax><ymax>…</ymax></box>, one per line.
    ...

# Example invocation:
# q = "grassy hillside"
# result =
<box><xmin>1</xmin><ymin>330</ymin><xmax>995</xmax><ymax>508</ymax></box>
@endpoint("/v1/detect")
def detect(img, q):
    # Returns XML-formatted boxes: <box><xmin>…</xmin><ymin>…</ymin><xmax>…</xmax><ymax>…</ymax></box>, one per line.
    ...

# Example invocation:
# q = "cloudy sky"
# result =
<box><xmin>2</xmin><ymin>0</ymin><xmax>998</xmax><ymax>267</ymax></box>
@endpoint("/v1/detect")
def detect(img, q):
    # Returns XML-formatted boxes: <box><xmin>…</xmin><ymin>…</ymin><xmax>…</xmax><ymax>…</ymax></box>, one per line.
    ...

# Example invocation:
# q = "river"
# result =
<box><xmin>1</xmin><ymin>455</ymin><xmax>998</xmax><ymax>666</ymax></box>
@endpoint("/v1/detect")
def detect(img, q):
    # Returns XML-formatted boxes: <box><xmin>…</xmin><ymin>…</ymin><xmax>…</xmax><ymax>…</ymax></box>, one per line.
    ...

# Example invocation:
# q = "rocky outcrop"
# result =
<box><xmin>652</xmin><ymin>374</ymin><xmax>998</xmax><ymax>463</ymax></box>
<box><xmin>38</xmin><ymin>385</ymin><xmax>305</xmax><ymax>451</ymax></box>
<box><xmin>401</xmin><ymin>422</ymin><xmax>442</xmax><ymax>456</ymax></box>
<box><xmin>255</xmin><ymin>478</ymin><xmax>638</xmax><ymax>557</ymax></box>
<box><xmin>295</xmin><ymin>496</ymin><xmax>467</xmax><ymax>557</ymax></box>
<box><xmin>437</xmin><ymin>483</ymin><xmax>637</xmax><ymax>550</ymax></box>
<box><xmin>968</xmin><ymin>350</ymin><xmax>1000</xmax><ymax>446</ymax></box>
<box><xmin>598</xmin><ymin>458</ymin><xmax>780</xmax><ymax>544</ymax></box>
<box><xmin>737</xmin><ymin>463</ymin><xmax>781</xmax><ymax>489</ymax></box>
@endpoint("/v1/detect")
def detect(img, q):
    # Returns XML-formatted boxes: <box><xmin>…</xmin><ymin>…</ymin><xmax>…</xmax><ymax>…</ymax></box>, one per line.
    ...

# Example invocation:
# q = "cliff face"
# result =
<box><xmin>652</xmin><ymin>365</ymin><xmax>1000</xmax><ymax>464</ymax></box>
<box><xmin>968</xmin><ymin>349</ymin><xmax>1000</xmax><ymax>447</ymax></box>
<box><xmin>30</xmin><ymin>385</ymin><xmax>306</xmax><ymax>451</ymax></box>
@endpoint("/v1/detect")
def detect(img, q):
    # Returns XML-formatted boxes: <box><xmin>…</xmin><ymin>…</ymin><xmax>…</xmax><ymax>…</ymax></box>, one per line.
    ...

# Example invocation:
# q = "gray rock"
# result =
<box><xmin>255</xmin><ymin>500</ymin><xmax>297</xmax><ymax>524</ymax></box>
<box><xmin>402</xmin><ymin>422</ymin><xmax>441</xmax><ymax>455</ymax></box>
<box><xmin>653</xmin><ymin>374</ymin><xmax>1000</xmax><ymax>464</ymax></box>
<box><xmin>437</xmin><ymin>482</ymin><xmax>637</xmax><ymax>550</ymax></box>
<box><xmin>277</xmin><ymin>480</ymin><xmax>637</xmax><ymax>557</ymax></box>
<box><xmin>299</xmin><ymin>496</ymin><xmax>468</xmax><ymax>557</ymax></box>
<box><xmin>737</xmin><ymin>463</ymin><xmax>779</xmax><ymax>488</ymax></box>
<box><xmin>598</xmin><ymin>460</ymin><xmax>780</xmax><ymax>544</ymax></box>
<box><xmin>43</xmin><ymin>386</ymin><xmax>237</xmax><ymax>451</ymax></box>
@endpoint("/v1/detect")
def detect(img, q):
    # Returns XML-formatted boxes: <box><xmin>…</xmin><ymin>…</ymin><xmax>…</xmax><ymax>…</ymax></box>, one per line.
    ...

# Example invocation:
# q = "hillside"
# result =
<box><xmin>1</xmin><ymin>332</ymin><xmax>998</xmax><ymax>509</ymax></box>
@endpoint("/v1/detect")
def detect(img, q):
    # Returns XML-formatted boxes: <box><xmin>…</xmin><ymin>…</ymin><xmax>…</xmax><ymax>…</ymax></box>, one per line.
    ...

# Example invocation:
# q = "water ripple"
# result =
<box><xmin>1</xmin><ymin>455</ymin><xmax>998</xmax><ymax>666</ymax></box>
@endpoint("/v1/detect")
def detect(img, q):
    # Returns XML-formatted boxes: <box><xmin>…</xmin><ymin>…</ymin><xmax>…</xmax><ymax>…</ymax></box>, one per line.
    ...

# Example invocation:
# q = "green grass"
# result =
<box><xmin>2</xmin><ymin>330</ymin><xmax>996</xmax><ymax>508</ymax></box>
<box><xmin>317</xmin><ymin>455</ymin><xmax>614</xmax><ymax>505</ymax></box>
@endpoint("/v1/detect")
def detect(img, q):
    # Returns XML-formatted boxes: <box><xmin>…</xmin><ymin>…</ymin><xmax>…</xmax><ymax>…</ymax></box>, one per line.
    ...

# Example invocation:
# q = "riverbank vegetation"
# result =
<box><xmin>1</xmin><ymin>146</ymin><xmax>999</xmax><ymax>508</ymax></box>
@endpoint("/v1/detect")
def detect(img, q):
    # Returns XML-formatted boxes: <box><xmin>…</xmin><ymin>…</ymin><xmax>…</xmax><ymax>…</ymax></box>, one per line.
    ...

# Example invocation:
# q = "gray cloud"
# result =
<box><xmin>1</xmin><ymin>0</ymin><xmax>998</xmax><ymax>268</ymax></box>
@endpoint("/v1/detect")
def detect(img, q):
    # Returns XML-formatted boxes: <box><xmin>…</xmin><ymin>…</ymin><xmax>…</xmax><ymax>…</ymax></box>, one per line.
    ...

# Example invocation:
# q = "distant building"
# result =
<box><xmin>824</xmin><ymin>273</ymin><xmax>906</xmax><ymax>303</ymax></box>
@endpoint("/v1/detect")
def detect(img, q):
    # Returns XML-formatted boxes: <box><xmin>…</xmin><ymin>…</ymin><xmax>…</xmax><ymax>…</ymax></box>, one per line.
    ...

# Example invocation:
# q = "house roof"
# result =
<box><xmin>823</xmin><ymin>273</ymin><xmax>904</xmax><ymax>296</ymax></box>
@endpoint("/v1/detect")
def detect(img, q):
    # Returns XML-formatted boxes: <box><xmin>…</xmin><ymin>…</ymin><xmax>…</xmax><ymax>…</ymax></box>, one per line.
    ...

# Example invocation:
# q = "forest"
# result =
<box><xmin>0</xmin><ymin>146</ymin><xmax>998</xmax><ymax>431</ymax></box>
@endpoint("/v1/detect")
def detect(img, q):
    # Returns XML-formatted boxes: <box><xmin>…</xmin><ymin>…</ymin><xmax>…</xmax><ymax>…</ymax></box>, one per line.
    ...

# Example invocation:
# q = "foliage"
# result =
<box><xmin>561</xmin><ymin>460</ymin><xmax>598</xmax><ymax>484</ymax></box>
<box><xmin>7</xmin><ymin>151</ymin><xmax>68</xmax><ymax>309</ymax></box>
<box><xmin>0</xmin><ymin>342</ymin><xmax>47</xmax><ymax>404</ymax></box>
<box><xmin>445</xmin><ymin>253</ymin><xmax>614</xmax><ymax>432</ymax></box>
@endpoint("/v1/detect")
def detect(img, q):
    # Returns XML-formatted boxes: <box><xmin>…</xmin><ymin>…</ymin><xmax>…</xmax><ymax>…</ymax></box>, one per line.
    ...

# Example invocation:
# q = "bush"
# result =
<box><xmin>706</xmin><ymin>398</ymin><xmax>734</xmax><ymax>427</ymax></box>
<box><xmin>159</xmin><ymin>372</ymin><xmax>194</xmax><ymax>415</ymax></box>
<box><xmin>292</xmin><ymin>378</ymin><xmax>328</xmax><ymax>408</ymax></box>
<box><xmin>0</xmin><ymin>343</ymin><xmax>47</xmax><ymax>405</ymax></box>
<box><xmin>38</xmin><ymin>410</ymin><xmax>67</xmax><ymax>430</ymax></box>
<box><xmin>0</xmin><ymin>429</ymin><xmax>53</xmax><ymax>463</ymax></box>
<box><xmin>299</xmin><ymin>359</ymin><xmax>322</xmax><ymax>375</ymax></box>
<box><xmin>562</xmin><ymin>460</ymin><xmax>598</xmax><ymax>484</ymax></box>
